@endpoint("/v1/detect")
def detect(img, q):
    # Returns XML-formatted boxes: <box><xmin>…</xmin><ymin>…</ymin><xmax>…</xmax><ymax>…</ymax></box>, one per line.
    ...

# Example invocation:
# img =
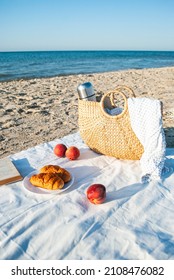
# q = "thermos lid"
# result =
<box><xmin>77</xmin><ymin>82</ymin><xmax>94</xmax><ymax>99</ymax></box>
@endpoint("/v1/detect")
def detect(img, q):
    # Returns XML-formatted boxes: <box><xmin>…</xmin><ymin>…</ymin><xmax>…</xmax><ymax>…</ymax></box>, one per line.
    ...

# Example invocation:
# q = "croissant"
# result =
<box><xmin>39</xmin><ymin>165</ymin><xmax>71</xmax><ymax>183</ymax></box>
<box><xmin>29</xmin><ymin>173</ymin><xmax>64</xmax><ymax>190</ymax></box>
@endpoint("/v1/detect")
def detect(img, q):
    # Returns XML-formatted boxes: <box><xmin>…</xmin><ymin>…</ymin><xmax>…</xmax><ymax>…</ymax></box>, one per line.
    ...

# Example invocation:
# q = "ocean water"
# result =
<box><xmin>0</xmin><ymin>50</ymin><xmax>174</xmax><ymax>82</ymax></box>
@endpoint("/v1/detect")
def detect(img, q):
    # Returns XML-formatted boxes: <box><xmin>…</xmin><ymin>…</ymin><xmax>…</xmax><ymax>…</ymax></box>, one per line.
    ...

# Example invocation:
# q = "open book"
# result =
<box><xmin>0</xmin><ymin>157</ymin><xmax>23</xmax><ymax>186</ymax></box>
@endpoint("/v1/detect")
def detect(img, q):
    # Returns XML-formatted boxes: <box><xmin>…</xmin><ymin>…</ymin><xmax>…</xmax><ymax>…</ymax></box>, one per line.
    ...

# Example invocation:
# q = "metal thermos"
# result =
<box><xmin>77</xmin><ymin>82</ymin><xmax>96</xmax><ymax>101</ymax></box>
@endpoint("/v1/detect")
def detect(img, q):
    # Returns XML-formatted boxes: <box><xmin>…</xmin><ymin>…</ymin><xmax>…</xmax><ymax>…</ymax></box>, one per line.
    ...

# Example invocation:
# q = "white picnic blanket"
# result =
<box><xmin>128</xmin><ymin>97</ymin><xmax>166</xmax><ymax>183</ymax></box>
<box><xmin>0</xmin><ymin>132</ymin><xmax>174</xmax><ymax>260</ymax></box>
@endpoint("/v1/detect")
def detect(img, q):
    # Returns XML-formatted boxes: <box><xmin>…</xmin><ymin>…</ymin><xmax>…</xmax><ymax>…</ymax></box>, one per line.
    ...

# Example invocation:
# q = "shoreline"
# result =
<box><xmin>0</xmin><ymin>65</ymin><xmax>174</xmax><ymax>84</ymax></box>
<box><xmin>0</xmin><ymin>66</ymin><xmax>174</xmax><ymax>158</ymax></box>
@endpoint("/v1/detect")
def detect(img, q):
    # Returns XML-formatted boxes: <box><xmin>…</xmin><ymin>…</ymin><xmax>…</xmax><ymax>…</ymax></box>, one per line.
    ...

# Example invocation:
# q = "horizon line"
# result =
<box><xmin>0</xmin><ymin>49</ymin><xmax>174</xmax><ymax>53</ymax></box>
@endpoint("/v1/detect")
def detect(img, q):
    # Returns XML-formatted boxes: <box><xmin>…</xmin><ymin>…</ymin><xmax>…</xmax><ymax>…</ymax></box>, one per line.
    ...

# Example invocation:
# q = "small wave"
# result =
<box><xmin>29</xmin><ymin>62</ymin><xmax>42</xmax><ymax>66</ymax></box>
<box><xmin>0</xmin><ymin>73</ymin><xmax>11</xmax><ymax>77</ymax></box>
<box><xmin>0</xmin><ymin>73</ymin><xmax>14</xmax><ymax>82</ymax></box>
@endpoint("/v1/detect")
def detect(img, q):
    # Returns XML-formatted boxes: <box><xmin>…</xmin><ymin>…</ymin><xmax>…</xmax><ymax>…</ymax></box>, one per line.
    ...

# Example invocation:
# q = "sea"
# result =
<box><xmin>0</xmin><ymin>50</ymin><xmax>174</xmax><ymax>82</ymax></box>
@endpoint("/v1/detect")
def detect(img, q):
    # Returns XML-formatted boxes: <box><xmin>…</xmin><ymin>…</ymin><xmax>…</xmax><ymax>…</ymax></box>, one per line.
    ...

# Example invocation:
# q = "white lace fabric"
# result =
<box><xmin>127</xmin><ymin>97</ymin><xmax>166</xmax><ymax>183</ymax></box>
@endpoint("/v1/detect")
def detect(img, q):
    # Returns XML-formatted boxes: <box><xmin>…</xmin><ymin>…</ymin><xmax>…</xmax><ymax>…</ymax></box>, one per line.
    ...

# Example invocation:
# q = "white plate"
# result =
<box><xmin>23</xmin><ymin>170</ymin><xmax>75</xmax><ymax>194</ymax></box>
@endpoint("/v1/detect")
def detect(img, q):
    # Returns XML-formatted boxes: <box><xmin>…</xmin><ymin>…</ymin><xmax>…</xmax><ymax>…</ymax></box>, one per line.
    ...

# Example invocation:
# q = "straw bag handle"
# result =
<box><xmin>110</xmin><ymin>85</ymin><xmax>136</xmax><ymax>106</ymax></box>
<box><xmin>114</xmin><ymin>85</ymin><xmax>136</xmax><ymax>97</ymax></box>
<box><xmin>100</xmin><ymin>89</ymin><xmax>128</xmax><ymax>119</ymax></box>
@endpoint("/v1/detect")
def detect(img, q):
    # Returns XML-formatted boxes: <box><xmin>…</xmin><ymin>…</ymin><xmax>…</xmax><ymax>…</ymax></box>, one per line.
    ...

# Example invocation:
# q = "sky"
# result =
<box><xmin>0</xmin><ymin>0</ymin><xmax>174</xmax><ymax>51</ymax></box>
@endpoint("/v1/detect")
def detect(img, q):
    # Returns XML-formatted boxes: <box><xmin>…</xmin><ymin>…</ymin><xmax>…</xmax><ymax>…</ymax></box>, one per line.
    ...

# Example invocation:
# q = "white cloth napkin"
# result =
<box><xmin>127</xmin><ymin>97</ymin><xmax>166</xmax><ymax>183</ymax></box>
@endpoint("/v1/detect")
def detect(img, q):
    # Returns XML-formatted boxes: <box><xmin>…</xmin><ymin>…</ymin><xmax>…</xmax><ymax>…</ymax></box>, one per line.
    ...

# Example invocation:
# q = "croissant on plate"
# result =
<box><xmin>29</xmin><ymin>173</ymin><xmax>64</xmax><ymax>190</ymax></box>
<box><xmin>39</xmin><ymin>165</ymin><xmax>71</xmax><ymax>183</ymax></box>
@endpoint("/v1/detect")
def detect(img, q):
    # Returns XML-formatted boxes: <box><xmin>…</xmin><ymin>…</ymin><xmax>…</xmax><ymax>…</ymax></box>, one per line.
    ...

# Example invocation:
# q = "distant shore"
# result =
<box><xmin>0</xmin><ymin>66</ymin><xmax>174</xmax><ymax>158</ymax></box>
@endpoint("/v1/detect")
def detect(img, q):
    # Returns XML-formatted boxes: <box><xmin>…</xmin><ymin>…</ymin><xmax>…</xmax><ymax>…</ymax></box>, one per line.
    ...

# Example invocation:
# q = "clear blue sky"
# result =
<box><xmin>0</xmin><ymin>0</ymin><xmax>174</xmax><ymax>51</ymax></box>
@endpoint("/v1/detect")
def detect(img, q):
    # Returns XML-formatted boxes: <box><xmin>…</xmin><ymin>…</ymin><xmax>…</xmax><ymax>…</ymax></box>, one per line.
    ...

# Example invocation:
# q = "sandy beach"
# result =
<box><xmin>0</xmin><ymin>66</ymin><xmax>174</xmax><ymax>158</ymax></box>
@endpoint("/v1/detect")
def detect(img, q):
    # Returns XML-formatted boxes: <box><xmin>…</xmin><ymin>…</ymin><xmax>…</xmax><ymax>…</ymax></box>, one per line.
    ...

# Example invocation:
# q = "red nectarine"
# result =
<box><xmin>54</xmin><ymin>143</ymin><xmax>67</xmax><ymax>157</ymax></box>
<box><xmin>87</xmin><ymin>184</ymin><xmax>106</xmax><ymax>204</ymax></box>
<box><xmin>65</xmin><ymin>146</ymin><xmax>80</xmax><ymax>160</ymax></box>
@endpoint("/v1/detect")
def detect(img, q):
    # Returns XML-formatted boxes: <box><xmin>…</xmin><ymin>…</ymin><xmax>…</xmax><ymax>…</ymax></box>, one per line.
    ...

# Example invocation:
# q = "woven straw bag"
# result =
<box><xmin>78</xmin><ymin>86</ymin><xmax>144</xmax><ymax>160</ymax></box>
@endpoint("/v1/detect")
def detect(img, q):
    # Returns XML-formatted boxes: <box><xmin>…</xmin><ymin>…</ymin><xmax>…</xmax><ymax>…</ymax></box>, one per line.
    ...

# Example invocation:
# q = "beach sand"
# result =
<box><xmin>0</xmin><ymin>66</ymin><xmax>174</xmax><ymax>158</ymax></box>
